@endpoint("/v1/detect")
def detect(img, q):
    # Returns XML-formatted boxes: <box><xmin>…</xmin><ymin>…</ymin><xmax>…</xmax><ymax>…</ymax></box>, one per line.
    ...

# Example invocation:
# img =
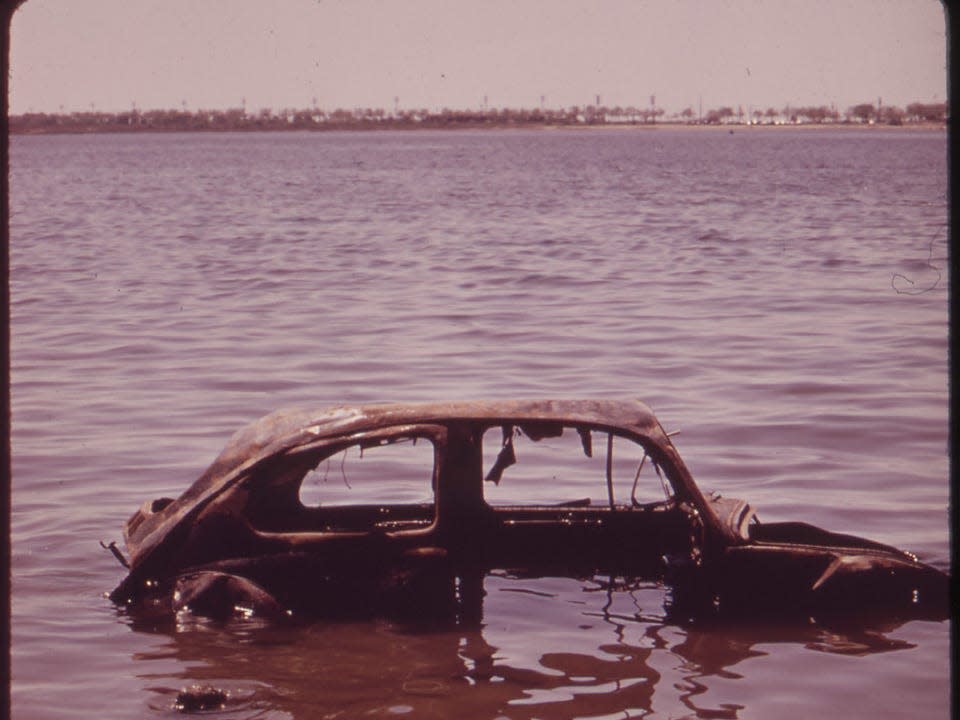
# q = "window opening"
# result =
<box><xmin>481</xmin><ymin>425</ymin><xmax>671</xmax><ymax>507</ymax></box>
<box><xmin>299</xmin><ymin>435</ymin><xmax>436</xmax><ymax>508</ymax></box>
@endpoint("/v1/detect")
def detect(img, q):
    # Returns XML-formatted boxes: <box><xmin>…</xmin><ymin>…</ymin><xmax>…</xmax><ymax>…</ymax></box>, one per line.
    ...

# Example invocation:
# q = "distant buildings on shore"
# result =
<box><xmin>10</xmin><ymin>100</ymin><xmax>947</xmax><ymax>135</ymax></box>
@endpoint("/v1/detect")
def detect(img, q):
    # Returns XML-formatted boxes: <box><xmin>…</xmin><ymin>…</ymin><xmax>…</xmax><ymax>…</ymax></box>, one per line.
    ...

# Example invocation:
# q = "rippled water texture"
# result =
<box><xmin>10</xmin><ymin>128</ymin><xmax>949</xmax><ymax>718</ymax></box>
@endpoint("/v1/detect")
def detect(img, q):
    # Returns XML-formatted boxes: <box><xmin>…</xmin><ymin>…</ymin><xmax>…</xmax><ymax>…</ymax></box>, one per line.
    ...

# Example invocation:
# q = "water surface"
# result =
<box><xmin>10</xmin><ymin>127</ymin><xmax>949</xmax><ymax>718</ymax></box>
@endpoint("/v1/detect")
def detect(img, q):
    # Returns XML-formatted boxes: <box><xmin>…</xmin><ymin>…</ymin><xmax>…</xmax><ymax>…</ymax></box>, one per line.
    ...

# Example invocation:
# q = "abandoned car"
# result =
<box><xmin>108</xmin><ymin>399</ymin><xmax>949</xmax><ymax>621</ymax></box>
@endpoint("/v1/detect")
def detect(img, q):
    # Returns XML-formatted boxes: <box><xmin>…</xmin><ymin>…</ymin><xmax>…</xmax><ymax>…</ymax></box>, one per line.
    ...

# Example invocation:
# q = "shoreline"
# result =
<box><xmin>10</xmin><ymin>120</ymin><xmax>946</xmax><ymax>137</ymax></box>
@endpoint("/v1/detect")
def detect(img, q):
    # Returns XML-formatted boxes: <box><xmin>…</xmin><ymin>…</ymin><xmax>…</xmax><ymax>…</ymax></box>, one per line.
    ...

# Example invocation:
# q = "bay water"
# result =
<box><xmin>10</xmin><ymin>127</ymin><xmax>949</xmax><ymax>719</ymax></box>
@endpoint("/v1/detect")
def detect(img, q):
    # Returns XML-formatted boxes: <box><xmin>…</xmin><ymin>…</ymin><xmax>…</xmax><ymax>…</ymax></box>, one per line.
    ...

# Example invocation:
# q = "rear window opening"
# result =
<box><xmin>481</xmin><ymin>425</ymin><xmax>672</xmax><ymax>509</ymax></box>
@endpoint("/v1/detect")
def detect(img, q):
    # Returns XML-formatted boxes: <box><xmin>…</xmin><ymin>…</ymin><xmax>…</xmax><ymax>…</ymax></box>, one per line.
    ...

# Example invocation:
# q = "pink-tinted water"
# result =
<box><xmin>10</xmin><ymin>128</ymin><xmax>949</xmax><ymax>718</ymax></box>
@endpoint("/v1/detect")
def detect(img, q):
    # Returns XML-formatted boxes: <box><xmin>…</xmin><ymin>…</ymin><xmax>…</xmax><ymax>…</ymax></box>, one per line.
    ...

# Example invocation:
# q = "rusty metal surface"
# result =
<box><xmin>116</xmin><ymin>399</ymin><xmax>711</xmax><ymax>587</ymax></box>
<box><xmin>109</xmin><ymin>398</ymin><xmax>950</xmax><ymax>622</ymax></box>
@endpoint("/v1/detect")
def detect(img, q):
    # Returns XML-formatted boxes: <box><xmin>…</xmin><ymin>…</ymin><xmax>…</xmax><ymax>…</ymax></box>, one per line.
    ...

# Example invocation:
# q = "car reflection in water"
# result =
<box><xmin>124</xmin><ymin>570</ymin><xmax>928</xmax><ymax>719</ymax></box>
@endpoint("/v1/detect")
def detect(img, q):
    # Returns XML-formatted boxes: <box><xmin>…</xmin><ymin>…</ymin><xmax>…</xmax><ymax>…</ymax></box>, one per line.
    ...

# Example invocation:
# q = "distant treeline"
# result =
<box><xmin>10</xmin><ymin>100</ymin><xmax>948</xmax><ymax>134</ymax></box>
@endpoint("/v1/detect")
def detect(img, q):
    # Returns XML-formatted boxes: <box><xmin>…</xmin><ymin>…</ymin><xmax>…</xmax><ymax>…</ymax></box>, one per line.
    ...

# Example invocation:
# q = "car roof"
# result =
<box><xmin>190</xmin><ymin>399</ymin><xmax>663</xmax><ymax>494</ymax></box>
<box><xmin>215</xmin><ymin>398</ymin><xmax>662</xmax><ymax>463</ymax></box>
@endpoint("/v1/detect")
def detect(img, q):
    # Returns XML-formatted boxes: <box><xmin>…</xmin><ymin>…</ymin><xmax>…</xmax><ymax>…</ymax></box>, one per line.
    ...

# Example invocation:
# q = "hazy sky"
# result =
<box><xmin>10</xmin><ymin>0</ymin><xmax>948</xmax><ymax>115</ymax></box>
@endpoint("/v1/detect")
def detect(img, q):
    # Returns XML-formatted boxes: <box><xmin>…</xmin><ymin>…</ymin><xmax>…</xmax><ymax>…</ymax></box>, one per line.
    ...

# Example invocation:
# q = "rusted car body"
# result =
<box><xmin>109</xmin><ymin>399</ymin><xmax>948</xmax><ymax>621</ymax></box>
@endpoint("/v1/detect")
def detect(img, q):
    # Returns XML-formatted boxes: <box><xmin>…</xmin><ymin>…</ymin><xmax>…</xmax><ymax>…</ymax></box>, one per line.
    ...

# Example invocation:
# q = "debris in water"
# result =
<box><xmin>175</xmin><ymin>685</ymin><xmax>228</xmax><ymax>712</ymax></box>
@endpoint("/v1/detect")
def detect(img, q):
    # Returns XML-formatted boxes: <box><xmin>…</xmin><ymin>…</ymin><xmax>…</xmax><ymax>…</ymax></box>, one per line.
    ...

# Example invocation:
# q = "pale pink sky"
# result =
<box><xmin>9</xmin><ymin>0</ymin><xmax>948</xmax><ymax>115</ymax></box>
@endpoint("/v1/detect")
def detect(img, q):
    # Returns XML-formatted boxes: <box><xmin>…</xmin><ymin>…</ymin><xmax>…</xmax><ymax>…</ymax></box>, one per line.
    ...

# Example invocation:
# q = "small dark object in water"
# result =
<box><xmin>175</xmin><ymin>685</ymin><xmax>228</xmax><ymax>712</ymax></box>
<box><xmin>108</xmin><ymin>399</ymin><xmax>949</xmax><ymax>622</ymax></box>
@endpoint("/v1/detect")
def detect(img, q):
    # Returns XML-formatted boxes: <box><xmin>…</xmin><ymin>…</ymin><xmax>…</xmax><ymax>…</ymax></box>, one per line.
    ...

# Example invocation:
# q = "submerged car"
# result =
<box><xmin>108</xmin><ymin>399</ymin><xmax>949</xmax><ymax>622</ymax></box>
